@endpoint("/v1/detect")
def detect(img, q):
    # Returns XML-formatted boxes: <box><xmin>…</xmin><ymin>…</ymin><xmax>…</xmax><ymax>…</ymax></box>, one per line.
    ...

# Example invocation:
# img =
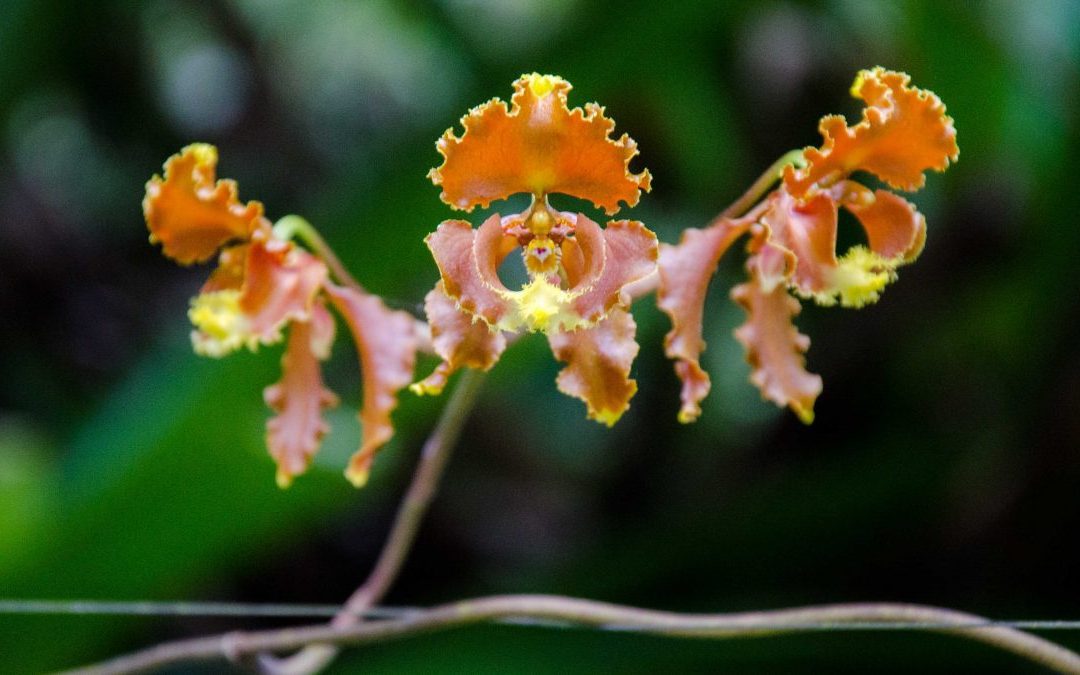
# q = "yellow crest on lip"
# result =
<box><xmin>188</xmin><ymin>289</ymin><xmax>254</xmax><ymax>357</ymax></box>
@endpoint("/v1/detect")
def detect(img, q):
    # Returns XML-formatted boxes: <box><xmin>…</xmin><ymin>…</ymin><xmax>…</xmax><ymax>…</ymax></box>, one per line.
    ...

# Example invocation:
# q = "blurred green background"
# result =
<box><xmin>1</xmin><ymin>1</ymin><xmax>1079</xmax><ymax>672</ymax></box>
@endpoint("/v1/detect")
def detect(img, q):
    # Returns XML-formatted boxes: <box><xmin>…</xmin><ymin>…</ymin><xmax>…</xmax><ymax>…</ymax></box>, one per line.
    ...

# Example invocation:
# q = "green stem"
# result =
<box><xmin>68</xmin><ymin>595</ymin><xmax>1080</xmax><ymax>675</ymax></box>
<box><xmin>273</xmin><ymin>216</ymin><xmax>365</xmax><ymax>292</ymax></box>
<box><xmin>256</xmin><ymin>370</ymin><xmax>488</xmax><ymax>675</ymax></box>
<box><xmin>719</xmin><ymin>149</ymin><xmax>806</xmax><ymax>220</ymax></box>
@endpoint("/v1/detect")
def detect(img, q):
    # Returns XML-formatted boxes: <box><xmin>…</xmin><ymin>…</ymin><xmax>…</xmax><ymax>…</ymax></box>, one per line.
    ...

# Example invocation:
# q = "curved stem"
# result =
<box><xmin>273</xmin><ymin>216</ymin><xmax>365</xmax><ymax>293</ymax></box>
<box><xmin>257</xmin><ymin>370</ymin><xmax>487</xmax><ymax>675</ymax></box>
<box><xmin>720</xmin><ymin>149</ymin><xmax>805</xmax><ymax>220</ymax></box>
<box><xmin>68</xmin><ymin>595</ymin><xmax>1080</xmax><ymax>675</ymax></box>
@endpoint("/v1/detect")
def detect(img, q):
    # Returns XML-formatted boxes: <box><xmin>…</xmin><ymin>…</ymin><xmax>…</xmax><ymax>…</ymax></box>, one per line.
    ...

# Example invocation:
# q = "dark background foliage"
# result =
<box><xmin>1</xmin><ymin>1</ymin><xmax>1078</xmax><ymax>672</ymax></box>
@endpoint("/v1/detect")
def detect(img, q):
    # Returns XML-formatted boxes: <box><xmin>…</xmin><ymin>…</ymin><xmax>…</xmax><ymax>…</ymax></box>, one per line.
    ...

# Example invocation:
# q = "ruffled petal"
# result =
<box><xmin>731</xmin><ymin>266</ymin><xmax>822</xmax><ymax>423</ymax></box>
<box><xmin>264</xmin><ymin>302</ymin><xmax>339</xmax><ymax>488</ymax></box>
<box><xmin>784</xmin><ymin>67</ymin><xmax>958</xmax><ymax>196</ymax></box>
<box><xmin>189</xmin><ymin>239</ymin><xmax>328</xmax><ymax>356</ymax></box>
<box><xmin>568</xmin><ymin>215</ymin><xmax>658</xmax><ymax>324</ymax></box>
<box><xmin>842</xmin><ymin>184</ymin><xmax>926</xmax><ymax>261</ymax></box>
<box><xmin>144</xmin><ymin>143</ymin><xmax>270</xmax><ymax>264</ymax></box>
<box><xmin>749</xmin><ymin>235</ymin><xmax>798</xmax><ymax>294</ymax></box>
<box><xmin>324</xmin><ymin>284</ymin><xmax>417</xmax><ymax>487</ymax></box>
<box><xmin>430</xmin><ymin>73</ymin><xmax>651</xmax><ymax>214</ymax></box>
<box><xmin>425</xmin><ymin>214</ymin><xmax>515</xmax><ymax>327</ymax></box>
<box><xmin>760</xmin><ymin>186</ymin><xmax>903</xmax><ymax>308</ymax></box>
<box><xmin>548</xmin><ymin>307</ymin><xmax>639</xmax><ymax>426</ymax></box>
<box><xmin>411</xmin><ymin>281</ymin><xmax>507</xmax><ymax>396</ymax></box>
<box><xmin>656</xmin><ymin>219</ymin><xmax>751</xmax><ymax>422</ymax></box>
<box><xmin>240</xmin><ymin>241</ymin><xmax>329</xmax><ymax>339</ymax></box>
<box><xmin>760</xmin><ymin>187</ymin><xmax>839</xmax><ymax>299</ymax></box>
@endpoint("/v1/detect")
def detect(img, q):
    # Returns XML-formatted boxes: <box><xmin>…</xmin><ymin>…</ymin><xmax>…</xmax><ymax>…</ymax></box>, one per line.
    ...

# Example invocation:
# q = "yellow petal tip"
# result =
<box><xmin>346</xmin><ymin>467</ymin><xmax>370</xmax><ymax>489</ymax></box>
<box><xmin>409</xmin><ymin>380</ymin><xmax>444</xmax><ymax>397</ymax></box>
<box><xmin>677</xmin><ymin>409</ymin><xmax>700</xmax><ymax>425</ymax></box>
<box><xmin>592</xmin><ymin>409</ymin><xmax>624</xmax><ymax>427</ymax></box>
<box><xmin>794</xmin><ymin>406</ymin><xmax>815</xmax><ymax>425</ymax></box>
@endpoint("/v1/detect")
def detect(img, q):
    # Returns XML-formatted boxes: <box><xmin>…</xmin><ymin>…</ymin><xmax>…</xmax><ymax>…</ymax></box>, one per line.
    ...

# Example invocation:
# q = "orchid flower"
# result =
<box><xmin>658</xmin><ymin>68</ymin><xmax>958</xmax><ymax>423</ymax></box>
<box><xmin>144</xmin><ymin>145</ymin><xmax>417</xmax><ymax>487</ymax></box>
<box><xmin>414</xmin><ymin>74</ymin><xmax>657</xmax><ymax>426</ymax></box>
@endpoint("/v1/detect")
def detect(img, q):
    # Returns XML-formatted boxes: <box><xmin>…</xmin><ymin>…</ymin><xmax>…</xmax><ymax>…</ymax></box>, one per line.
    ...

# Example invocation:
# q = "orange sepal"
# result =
<box><xmin>425</xmin><ymin>214</ymin><xmax>515</xmax><ymax>327</ymax></box>
<box><xmin>731</xmin><ymin>263</ymin><xmax>822</xmax><ymax>424</ymax></box>
<box><xmin>785</xmin><ymin>68</ymin><xmax>958</xmax><ymax>197</ymax></box>
<box><xmin>567</xmin><ymin>215</ymin><xmax>658</xmax><ymax>324</ymax></box>
<box><xmin>548</xmin><ymin>307</ymin><xmax>639</xmax><ymax>426</ymax></box>
<box><xmin>144</xmin><ymin>143</ymin><xmax>270</xmax><ymax>264</ymax></box>
<box><xmin>412</xmin><ymin>281</ymin><xmax>507</xmax><ymax>396</ymax></box>
<box><xmin>324</xmin><ymin>284</ymin><xmax>417</xmax><ymax>488</ymax></box>
<box><xmin>656</xmin><ymin>219</ymin><xmax>752</xmax><ymax>422</ymax></box>
<box><xmin>430</xmin><ymin>74</ymin><xmax>651</xmax><ymax>215</ymax></box>
<box><xmin>264</xmin><ymin>302</ymin><xmax>339</xmax><ymax>488</ymax></box>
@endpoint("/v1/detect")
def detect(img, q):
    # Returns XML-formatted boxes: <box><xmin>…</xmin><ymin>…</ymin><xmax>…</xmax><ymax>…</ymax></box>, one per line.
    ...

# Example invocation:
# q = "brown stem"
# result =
<box><xmin>256</xmin><ymin>369</ymin><xmax>486</xmax><ymax>675</ymax></box>
<box><xmin>67</xmin><ymin>595</ymin><xmax>1080</xmax><ymax>675</ymax></box>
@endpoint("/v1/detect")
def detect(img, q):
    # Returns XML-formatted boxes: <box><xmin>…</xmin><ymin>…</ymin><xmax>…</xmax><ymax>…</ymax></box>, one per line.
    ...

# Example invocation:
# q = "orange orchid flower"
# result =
<box><xmin>658</xmin><ymin>68</ymin><xmax>958</xmax><ymax>423</ymax></box>
<box><xmin>415</xmin><ymin>74</ymin><xmax>657</xmax><ymax>425</ymax></box>
<box><xmin>145</xmin><ymin>144</ymin><xmax>417</xmax><ymax>487</ymax></box>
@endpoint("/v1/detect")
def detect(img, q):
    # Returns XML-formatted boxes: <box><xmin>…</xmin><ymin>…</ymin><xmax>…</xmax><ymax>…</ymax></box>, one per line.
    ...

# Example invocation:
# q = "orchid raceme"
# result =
<box><xmin>658</xmin><ymin>67</ymin><xmax>958</xmax><ymax>424</ymax></box>
<box><xmin>144</xmin><ymin>144</ymin><xmax>418</xmax><ymax>488</ymax></box>
<box><xmin>416</xmin><ymin>73</ymin><xmax>657</xmax><ymax>426</ymax></box>
<box><xmin>144</xmin><ymin>68</ymin><xmax>958</xmax><ymax>487</ymax></box>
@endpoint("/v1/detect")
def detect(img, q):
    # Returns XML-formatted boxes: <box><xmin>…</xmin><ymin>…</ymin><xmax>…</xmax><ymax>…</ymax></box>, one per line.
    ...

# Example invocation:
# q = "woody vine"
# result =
<box><xmin>69</xmin><ymin>70</ymin><xmax>1080</xmax><ymax>673</ymax></box>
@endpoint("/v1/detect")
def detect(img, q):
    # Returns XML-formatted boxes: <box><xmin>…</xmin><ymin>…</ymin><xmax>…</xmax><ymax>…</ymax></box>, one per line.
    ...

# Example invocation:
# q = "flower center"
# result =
<box><xmin>188</xmin><ymin>289</ymin><xmax>254</xmax><ymax>357</ymax></box>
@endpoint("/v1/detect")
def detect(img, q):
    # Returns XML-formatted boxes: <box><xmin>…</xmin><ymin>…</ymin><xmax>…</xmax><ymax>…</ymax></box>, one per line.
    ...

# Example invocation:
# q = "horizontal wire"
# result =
<box><xmin>4</xmin><ymin>600</ymin><xmax>1080</xmax><ymax>632</ymax></box>
<box><xmin>0</xmin><ymin>600</ymin><xmax>409</xmax><ymax>620</ymax></box>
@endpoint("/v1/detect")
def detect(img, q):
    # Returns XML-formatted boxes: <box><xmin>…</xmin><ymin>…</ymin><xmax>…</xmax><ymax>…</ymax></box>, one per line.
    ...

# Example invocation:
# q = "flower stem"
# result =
<box><xmin>69</xmin><ymin>595</ymin><xmax>1080</xmax><ymax>675</ymax></box>
<box><xmin>256</xmin><ymin>369</ymin><xmax>487</xmax><ymax>675</ymax></box>
<box><xmin>627</xmin><ymin>150</ymin><xmax>803</xmax><ymax>303</ymax></box>
<box><xmin>720</xmin><ymin>149</ymin><xmax>806</xmax><ymax>219</ymax></box>
<box><xmin>273</xmin><ymin>216</ymin><xmax>365</xmax><ymax>292</ymax></box>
